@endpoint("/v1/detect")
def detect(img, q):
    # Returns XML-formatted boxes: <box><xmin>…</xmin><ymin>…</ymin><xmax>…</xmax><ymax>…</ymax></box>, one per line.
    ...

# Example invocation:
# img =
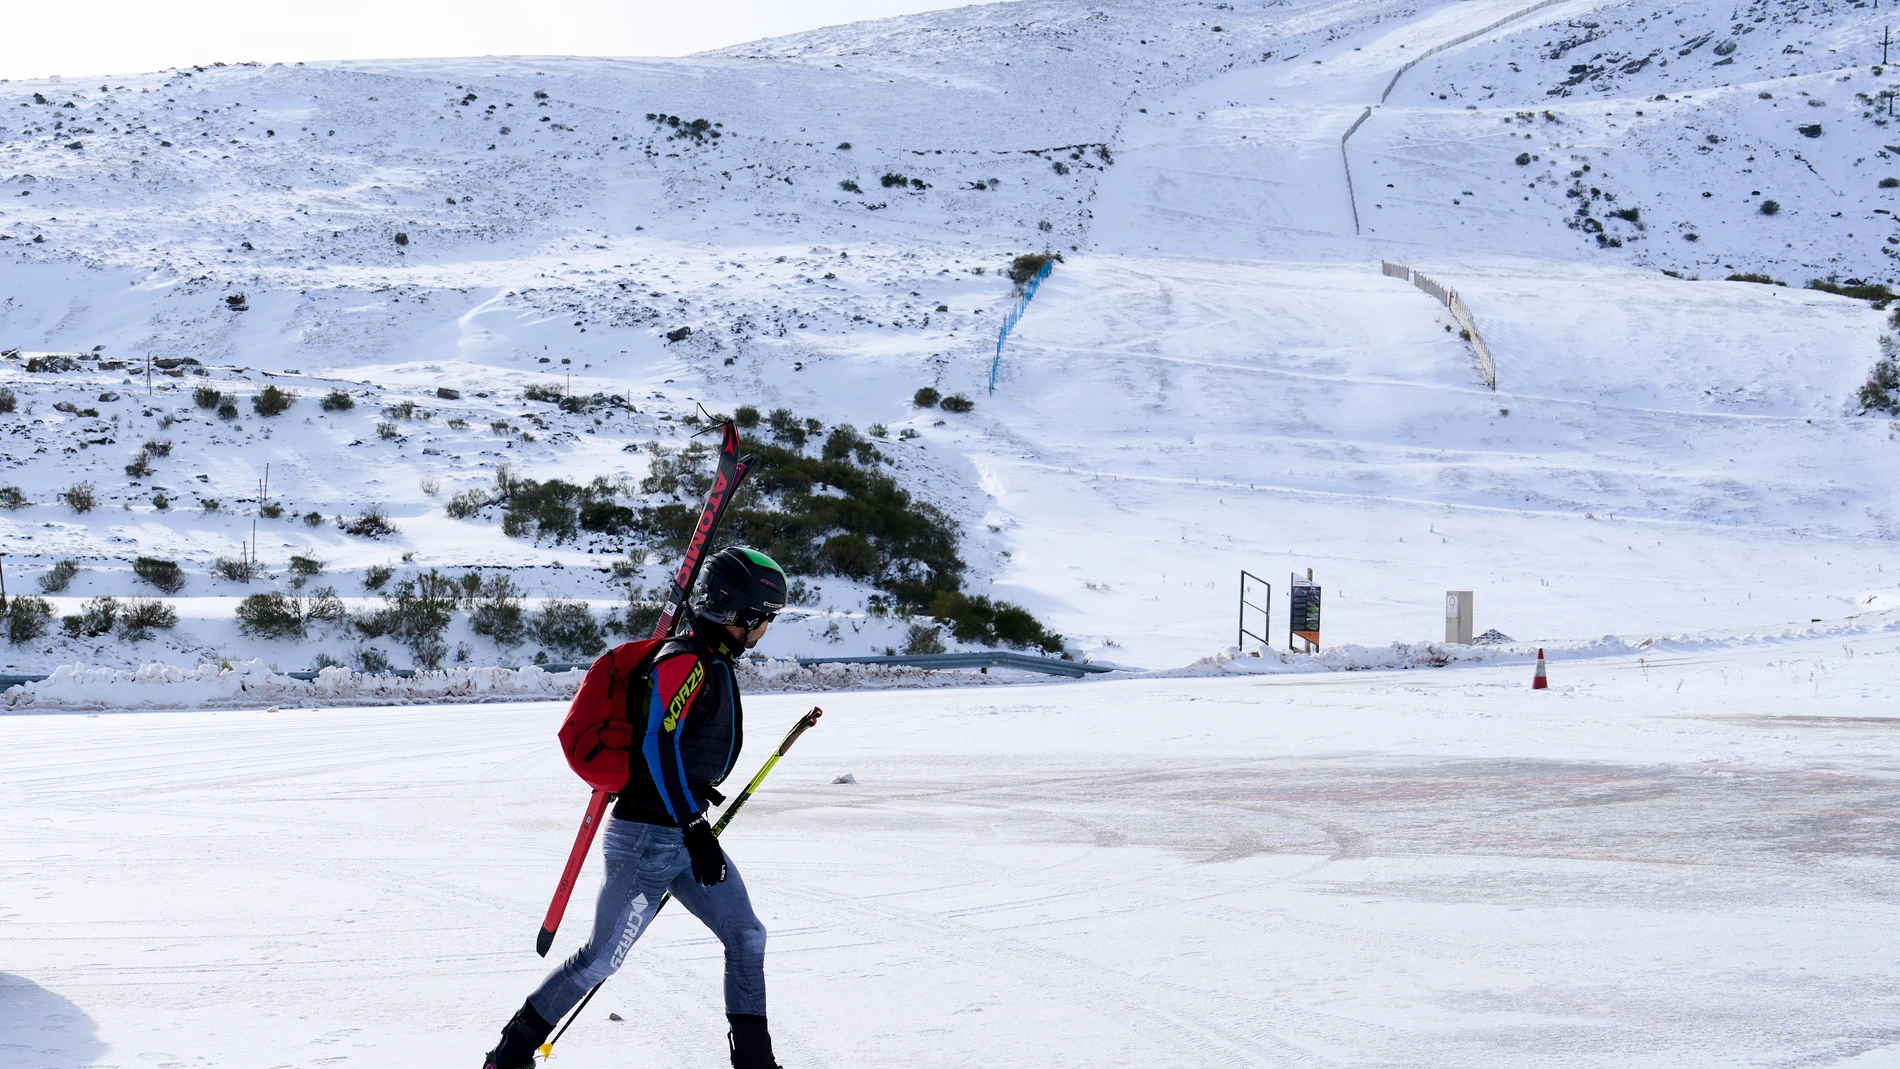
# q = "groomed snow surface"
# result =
<box><xmin>5</xmin><ymin>634</ymin><xmax>1900</xmax><ymax>1068</ymax></box>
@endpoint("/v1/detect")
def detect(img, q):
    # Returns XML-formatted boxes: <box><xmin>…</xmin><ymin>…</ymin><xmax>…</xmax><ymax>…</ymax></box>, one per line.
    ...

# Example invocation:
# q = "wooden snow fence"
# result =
<box><xmin>1381</xmin><ymin>261</ymin><xmax>1498</xmax><ymax>390</ymax></box>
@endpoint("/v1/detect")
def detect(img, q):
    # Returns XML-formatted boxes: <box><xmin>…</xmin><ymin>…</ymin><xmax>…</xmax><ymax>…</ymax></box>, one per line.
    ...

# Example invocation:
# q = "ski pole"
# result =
<box><xmin>538</xmin><ymin>706</ymin><xmax>824</xmax><ymax>1061</ymax></box>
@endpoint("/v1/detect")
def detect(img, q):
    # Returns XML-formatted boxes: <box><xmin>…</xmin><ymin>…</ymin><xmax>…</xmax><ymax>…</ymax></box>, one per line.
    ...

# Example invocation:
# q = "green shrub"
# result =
<box><xmin>767</xmin><ymin>408</ymin><xmax>808</xmax><ymax>448</ymax></box>
<box><xmin>201</xmin><ymin>498</ymin><xmax>221</xmax><ymax>513</ymax></box>
<box><xmin>912</xmin><ymin>387</ymin><xmax>941</xmax><ymax>408</ymax></box>
<box><xmin>125</xmin><ymin>453</ymin><xmax>154</xmax><ymax>478</ymax></box>
<box><xmin>303</xmin><ymin>586</ymin><xmax>348</xmax><ymax>624</ymax></box>
<box><xmin>470</xmin><ymin>574</ymin><xmax>526</xmax><ymax>646</ymax></box>
<box><xmin>216</xmin><ymin>398</ymin><xmax>239</xmax><ymax>420</ymax></box>
<box><xmin>342</xmin><ymin>504</ymin><xmax>399</xmax><ymax>538</ymax></box>
<box><xmin>118</xmin><ymin>598</ymin><xmax>178</xmax><ymax>641</ymax></box>
<box><xmin>734</xmin><ymin>405</ymin><xmax>761</xmax><ymax>428</ymax></box>
<box><xmin>926</xmin><ymin>589</ymin><xmax>1061</xmax><ymax>652</ymax></box>
<box><xmin>320</xmin><ymin>389</ymin><xmax>355</xmax><ymax>411</ymax></box>
<box><xmin>524</xmin><ymin>382</ymin><xmax>564</xmax><ymax>403</ymax></box>
<box><xmin>193</xmin><ymin>385</ymin><xmax>222</xmax><ymax>408</ymax></box>
<box><xmin>363</xmin><ymin>563</ymin><xmax>394</xmax><ymax>591</ymax></box>
<box><xmin>142</xmin><ymin>437</ymin><xmax>172</xmax><ymax>457</ymax></box>
<box><xmin>445</xmin><ymin>489</ymin><xmax>489</xmax><ymax>519</ymax></box>
<box><xmin>299</xmin><ymin>510</ymin><xmax>321</xmax><ymax>526</ymax></box>
<box><xmin>1809</xmin><ymin>278</ymin><xmax>1897</xmax><ymax>308</ymax></box>
<box><xmin>0</xmin><ymin>486</ymin><xmax>26</xmax><ymax>509</ymax></box>
<box><xmin>253</xmin><ymin>385</ymin><xmax>295</xmax><ymax>417</ymax></box>
<box><xmin>260</xmin><ymin>501</ymin><xmax>283</xmax><ymax>519</ymax></box>
<box><xmin>880</xmin><ymin>172</ymin><xmax>909</xmax><ymax>188</ymax></box>
<box><xmin>839</xmin><ymin>179</ymin><xmax>862</xmax><ymax>193</ymax></box>
<box><xmin>6</xmin><ymin>595</ymin><xmax>55</xmax><ymax>644</ymax></box>
<box><xmin>640</xmin><ymin>442</ymin><xmax>712</xmax><ymax>499</ymax></box>
<box><xmin>236</xmin><ymin>591</ymin><xmax>305</xmax><ymax>639</ymax></box>
<box><xmin>61</xmin><ymin>482</ymin><xmax>96</xmax><ymax>513</ymax></box>
<box><xmin>1860</xmin><ymin>356</ymin><xmax>1900</xmax><ymax>414</ymax></box>
<box><xmin>376</xmin><ymin>421</ymin><xmax>400</xmax><ymax>440</ymax></box>
<box><xmin>381</xmin><ymin>399</ymin><xmax>428</xmax><ymax>421</ymax></box>
<box><xmin>821</xmin><ymin>424</ymin><xmax>862</xmax><ymax>462</ymax></box>
<box><xmin>581</xmin><ymin>499</ymin><xmax>635</xmax><ymax>534</ymax></box>
<box><xmin>38</xmin><ymin>559</ymin><xmax>80</xmax><ymax>593</ymax></box>
<box><xmin>1727</xmin><ymin>272</ymin><xmax>1785</xmax><ymax>286</ymax></box>
<box><xmin>1008</xmin><ymin>252</ymin><xmax>1058</xmax><ymax>287</ymax></box>
<box><xmin>214</xmin><ymin>555</ymin><xmax>257</xmax><ymax>583</ymax></box>
<box><xmin>289</xmin><ymin>554</ymin><xmax>324</xmax><ymax>578</ymax></box>
<box><xmin>1515</xmin><ymin>152</ymin><xmax>1531</xmax><ymax>165</ymax></box>
<box><xmin>1759</xmin><ymin>199</ymin><xmax>1781</xmax><ymax>215</ymax></box>
<box><xmin>939</xmin><ymin>394</ymin><xmax>974</xmax><ymax>413</ymax></box>
<box><xmin>1882</xmin><ymin>177</ymin><xmax>1900</xmax><ymax>189</ymax></box>
<box><xmin>534</xmin><ymin>598</ymin><xmax>605</xmax><ymax>660</ymax></box>
<box><xmin>503</xmin><ymin>478</ymin><xmax>588</xmax><ymax>542</ymax></box>
<box><xmin>152</xmin><ymin>492</ymin><xmax>170</xmax><ymax>511</ymax></box>
<box><xmin>356</xmin><ymin>570</ymin><xmax>457</xmax><ymax>667</ymax></box>
<box><xmin>902</xmin><ymin>622</ymin><xmax>946</xmax><ymax>655</ymax></box>
<box><xmin>62</xmin><ymin>596</ymin><xmax>119</xmax><ymax>638</ymax></box>
<box><xmin>134</xmin><ymin>556</ymin><xmax>187</xmax><ymax>593</ymax></box>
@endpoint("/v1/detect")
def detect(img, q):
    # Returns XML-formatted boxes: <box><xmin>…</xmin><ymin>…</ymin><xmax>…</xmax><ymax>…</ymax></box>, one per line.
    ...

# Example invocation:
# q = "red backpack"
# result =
<box><xmin>558</xmin><ymin>638</ymin><xmax>666</xmax><ymax>792</ymax></box>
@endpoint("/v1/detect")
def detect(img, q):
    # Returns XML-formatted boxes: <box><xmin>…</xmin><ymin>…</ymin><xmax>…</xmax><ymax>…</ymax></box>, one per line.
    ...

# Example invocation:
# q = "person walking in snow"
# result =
<box><xmin>483</xmin><ymin>547</ymin><xmax>792</xmax><ymax>1069</ymax></box>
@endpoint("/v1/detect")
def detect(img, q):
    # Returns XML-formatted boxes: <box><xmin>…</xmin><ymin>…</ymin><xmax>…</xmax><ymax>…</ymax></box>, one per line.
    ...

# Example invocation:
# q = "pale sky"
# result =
<box><xmin>0</xmin><ymin>0</ymin><xmax>1004</xmax><ymax>82</ymax></box>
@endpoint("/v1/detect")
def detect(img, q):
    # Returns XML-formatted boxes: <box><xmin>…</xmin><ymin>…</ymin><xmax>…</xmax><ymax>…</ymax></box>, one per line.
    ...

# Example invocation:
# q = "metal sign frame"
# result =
<box><xmin>1238</xmin><ymin>570</ymin><xmax>1271</xmax><ymax>652</ymax></box>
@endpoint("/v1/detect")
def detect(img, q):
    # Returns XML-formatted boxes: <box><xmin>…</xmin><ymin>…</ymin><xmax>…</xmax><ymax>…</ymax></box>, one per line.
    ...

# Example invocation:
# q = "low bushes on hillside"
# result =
<box><xmin>342</xmin><ymin>504</ymin><xmax>399</xmax><ymax>538</ymax></box>
<box><xmin>62</xmin><ymin>597</ymin><xmax>118</xmax><ymax>639</ymax></box>
<box><xmin>1809</xmin><ymin>278</ymin><xmax>1896</xmax><ymax>308</ymax></box>
<box><xmin>469</xmin><ymin>574</ymin><xmax>526</xmax><ymax>647</ymax></box>
<box><xmin>5</xmin><ymin>596</ymin><xmax>54</xmax><ymax>644</ymax></box>
<box><xmin>534</xmin><ymin>598</ymin><xmax>605</xmax><ymax>661</ymax></box>
<box><xmin>1008</xmin><ymin>252</ymin><xmax>1060</xmax><ymax>287</ymax></box>
<box><xmin>1860</xmin><ymin>348</ymin><xmax>1900</xmax><ymax>415</ymax></box>
<box><xmin>252</xmin><ymin>385</ymin><xmax>295</xmax><ymax>417</ymax></box>
<box><xmin>134</xmin><ymin>556</ymin><xmax>187</xmax><ymax>593</ymax></box>
<box><xmin>236</xmin><ymin>592</ymin><xmax>305</xmax><ymax>639</ymax></box>
<box><xmin>61</xmin><ymin>482</ymin><xmax>96</xmax><ymax>514</ymax></box>
<box><xmin>119</xmin><ymin>598</ymin><xmax>178</xmax><ymax>641</ymax></box>
<box><xmin>38</xmin><ymin>559</ymin><xmax>80</xmax><ymax>593</ymax></box>
<box><xmin>355</xmin><ymin>570</ymin><xmax>457</xmax><ymax>668</ymax></box>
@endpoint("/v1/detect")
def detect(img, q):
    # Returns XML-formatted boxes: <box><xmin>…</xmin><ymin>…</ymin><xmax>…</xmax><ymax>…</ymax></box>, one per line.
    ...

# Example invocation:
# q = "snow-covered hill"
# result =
<box><xmin>1</xmin><ymin>0</ymin><xmax>1896</xmax><ymax>676</ymax></box>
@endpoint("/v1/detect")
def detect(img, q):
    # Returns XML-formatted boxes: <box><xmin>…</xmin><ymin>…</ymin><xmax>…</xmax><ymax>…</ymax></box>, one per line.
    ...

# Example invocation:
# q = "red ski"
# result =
<box><xmin>536</xmin><ymin>418</ymin><xmax>755</xmax><ymax>956</ymax></box>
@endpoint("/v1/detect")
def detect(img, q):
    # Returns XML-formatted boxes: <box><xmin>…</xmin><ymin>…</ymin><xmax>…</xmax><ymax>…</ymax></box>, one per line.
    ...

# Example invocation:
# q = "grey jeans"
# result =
<box><xmin>526</xmin><ymin>817</ymin><xmax>767</xmax><ymax>1021</ymax></box>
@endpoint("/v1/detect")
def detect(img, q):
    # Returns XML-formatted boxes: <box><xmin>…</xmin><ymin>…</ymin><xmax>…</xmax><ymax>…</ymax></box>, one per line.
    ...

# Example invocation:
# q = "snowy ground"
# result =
<box><xmin>5</xmin><ymin>632</ymin><xmax>1900</xmax><ymax>1069</ymax></box>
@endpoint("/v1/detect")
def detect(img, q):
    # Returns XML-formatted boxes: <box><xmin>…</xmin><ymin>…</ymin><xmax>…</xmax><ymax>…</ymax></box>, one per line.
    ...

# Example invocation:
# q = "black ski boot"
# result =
<box><xmin>728</xmin><ymin>1013</ymin><xmax>783</xmax><ymax>1069</ymax></box>
<box><xmin>483</xmin><ymin>1000</ymin><xmax>553</xmax><ymax>1069</ymax></box>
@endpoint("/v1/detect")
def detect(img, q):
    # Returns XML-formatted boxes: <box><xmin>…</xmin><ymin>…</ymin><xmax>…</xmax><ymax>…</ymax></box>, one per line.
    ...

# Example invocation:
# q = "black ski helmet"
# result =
<box><xmin>694</xmin><ymin>546</ymin><xmax>788</xmax><ymax>628</ymax></box>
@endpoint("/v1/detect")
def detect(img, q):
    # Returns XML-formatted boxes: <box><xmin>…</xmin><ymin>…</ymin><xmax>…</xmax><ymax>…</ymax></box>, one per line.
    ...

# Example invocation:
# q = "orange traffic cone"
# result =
<box><xmin>1532</xmin><ymin>648</ymin><xmax>1549</xmax><ymax>689</ymax></box>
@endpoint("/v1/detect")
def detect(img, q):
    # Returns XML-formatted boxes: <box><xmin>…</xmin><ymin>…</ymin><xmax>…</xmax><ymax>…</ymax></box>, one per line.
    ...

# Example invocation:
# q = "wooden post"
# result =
<box><xmin>0</xmin><ymin>554</ymin><xmax>8</xmax><ymax>611</ymax></box>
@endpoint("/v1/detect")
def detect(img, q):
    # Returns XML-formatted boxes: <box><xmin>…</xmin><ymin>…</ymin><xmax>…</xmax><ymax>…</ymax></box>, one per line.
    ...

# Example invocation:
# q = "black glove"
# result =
<box><xmin>682</xmin><ymin>815</ymin><xmax>727</xmax><ymax>886</ymax></box>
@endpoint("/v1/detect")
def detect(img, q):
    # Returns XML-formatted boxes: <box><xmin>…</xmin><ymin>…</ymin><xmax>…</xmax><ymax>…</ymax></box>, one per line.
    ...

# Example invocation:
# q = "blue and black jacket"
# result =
<box><xmin>612</xmin><ymin>615</ymin><xmax>745</xmax><ymax>827</ymax></box>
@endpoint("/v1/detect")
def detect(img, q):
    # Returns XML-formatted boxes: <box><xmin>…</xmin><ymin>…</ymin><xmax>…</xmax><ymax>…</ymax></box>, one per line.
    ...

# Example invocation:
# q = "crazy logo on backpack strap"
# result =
<box><xmin>658</xmin><ymin>657</ymin><xmax>706</xmax><ymax>732</ymax></box>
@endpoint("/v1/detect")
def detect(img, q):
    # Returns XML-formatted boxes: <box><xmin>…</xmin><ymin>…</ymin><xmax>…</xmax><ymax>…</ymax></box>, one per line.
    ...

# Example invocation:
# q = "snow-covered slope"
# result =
<box><xmin>1</xmin><ymin>0</ymin><xmax>1896</xmax><ymax>676</ymax></box>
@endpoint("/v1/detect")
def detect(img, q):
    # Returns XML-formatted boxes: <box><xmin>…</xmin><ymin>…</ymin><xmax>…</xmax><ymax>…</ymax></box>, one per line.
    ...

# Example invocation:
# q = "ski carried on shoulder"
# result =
<box><xmin>538</xmin><ymin>707</ymin><xmax>824</xmax><ymax>1062</ymax></box>
<box><xmin>536</xmin><ymin>418</ymin><xmax>756</xmax><ymax>957</ymax></box>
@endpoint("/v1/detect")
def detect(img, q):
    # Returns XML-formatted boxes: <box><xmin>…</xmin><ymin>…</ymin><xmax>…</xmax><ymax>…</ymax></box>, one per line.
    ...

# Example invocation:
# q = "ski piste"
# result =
<box><xmin>536</xmin><ymin>418</ymin><xmax>756</xmax><ymax>958</ymax></box>
<box><xmin>538</xmin><ymin>706</ymin><xmax>825</xmax><ymax>1062</ymax></box>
